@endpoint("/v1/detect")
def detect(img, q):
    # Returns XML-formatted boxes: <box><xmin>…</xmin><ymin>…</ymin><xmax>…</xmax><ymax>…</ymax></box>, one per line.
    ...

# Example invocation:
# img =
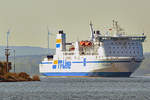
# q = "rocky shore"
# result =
<box><xmin>0</xmin><ymin>72</ymin><xmax>40</xmax><ymax>82</ymax></box>
<box><xmin>0</xmin><ymin>61</ymin><xmax>40</xmax><ymax>82</ymax></box>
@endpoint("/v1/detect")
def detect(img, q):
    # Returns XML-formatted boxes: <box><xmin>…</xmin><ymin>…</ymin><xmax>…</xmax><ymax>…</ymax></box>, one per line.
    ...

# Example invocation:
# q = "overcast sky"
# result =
<box><xmin>0</xmin><ymin>0</ymin><xmax>150</xmax><ymax>52</ymax></box>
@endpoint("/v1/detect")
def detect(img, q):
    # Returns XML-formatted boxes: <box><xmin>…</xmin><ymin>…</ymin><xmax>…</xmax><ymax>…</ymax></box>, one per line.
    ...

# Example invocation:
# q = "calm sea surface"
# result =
<box><xmin>0</xmin><ymin>76</ymin><xmax>150</xmax><ymax>100</ymax></box>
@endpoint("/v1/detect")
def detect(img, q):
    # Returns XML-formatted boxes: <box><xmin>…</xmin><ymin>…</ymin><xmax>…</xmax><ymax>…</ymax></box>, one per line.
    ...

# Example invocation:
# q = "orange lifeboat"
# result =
<box><xmin>80</xmin><ymin>41</ymin><xmax>85</xmax><ymax>46</ymax></box>
<box><xmin>85</xmin><ymin>41</ymin><xmax>92</xmax><ymax>46</ymax></box>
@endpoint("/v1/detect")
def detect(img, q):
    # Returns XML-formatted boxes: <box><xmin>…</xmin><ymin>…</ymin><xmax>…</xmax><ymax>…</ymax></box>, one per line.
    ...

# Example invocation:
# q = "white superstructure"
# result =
<box><xmin>39</xmin><ymin>21</ymin><xmax>146</xmax><ymax>77</ymax></box>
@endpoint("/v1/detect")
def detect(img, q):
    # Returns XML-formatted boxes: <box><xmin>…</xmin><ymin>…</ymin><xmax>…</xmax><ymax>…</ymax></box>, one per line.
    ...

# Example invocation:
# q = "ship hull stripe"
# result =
<box><xmin>40</xmin><ymin>62</ymin><xmax>53</xmax><ymax>64</ymax></box>
<box><xmin>41</xmin><ymin>72</ymin><xmax>132</xmax><ymax>77</ymax></box>
<box><xmin>41</xmin><ymin>60</ymin><xmax>142</xmax><ymax>64</ymax></box>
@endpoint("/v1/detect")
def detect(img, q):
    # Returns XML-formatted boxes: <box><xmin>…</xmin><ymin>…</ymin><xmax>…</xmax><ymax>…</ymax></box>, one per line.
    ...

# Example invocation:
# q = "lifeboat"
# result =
<box><xmin>80</xmin><ymin>41</ymin><xmax>92</xmax><ymax>46</ymax></box>
<box><xmin>80</xmin><ymin>41</ymin><xmax>85</xmax><ymax>46</ymax></box>
<box><xmin>85</xmin><ymin>41</ymin><xmax>92</xmax><ymax>46</ymax></box>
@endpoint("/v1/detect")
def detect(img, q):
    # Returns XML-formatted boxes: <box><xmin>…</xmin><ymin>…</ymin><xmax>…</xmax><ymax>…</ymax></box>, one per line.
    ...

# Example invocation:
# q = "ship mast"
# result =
<box><xmin>89</xmin><ymin>21</ymin><xmax>94</xmax><ymax>41</ymax></box>
<box><xmin>113</xmin><ymin>20</ymin><xmax>123</xmax><ymax>36</ymax></box>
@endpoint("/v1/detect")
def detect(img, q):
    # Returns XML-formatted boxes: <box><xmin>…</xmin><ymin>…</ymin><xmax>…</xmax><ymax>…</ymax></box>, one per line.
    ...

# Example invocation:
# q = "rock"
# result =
<box><xmin>0</xmin><ymin>72</ymin><xmax>40</xmax><ymax>82</ymax></box>
<box><xmin>18</xmin><ymin>72</ymin><xmax>32</xmax><ymax>81</ymax></box>
<box><xmin>32</xmin><ymin>75</ymin><xmax>40</xmax><ymax>81</ymax></box>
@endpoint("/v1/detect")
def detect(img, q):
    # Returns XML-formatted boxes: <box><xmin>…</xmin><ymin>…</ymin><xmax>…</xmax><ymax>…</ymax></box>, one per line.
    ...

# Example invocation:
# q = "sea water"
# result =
<box><xmin>0</xmin><ymin>76</ymin><xmax>150</xmax><ymax>100</ymax></box>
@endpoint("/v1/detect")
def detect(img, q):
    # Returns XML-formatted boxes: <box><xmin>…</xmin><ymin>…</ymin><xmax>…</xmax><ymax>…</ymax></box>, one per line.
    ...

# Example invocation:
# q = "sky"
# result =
<box><xmin>0</xmin><ymin>0</ymin><xmax>150</xmax><ymax>52</ymax></box>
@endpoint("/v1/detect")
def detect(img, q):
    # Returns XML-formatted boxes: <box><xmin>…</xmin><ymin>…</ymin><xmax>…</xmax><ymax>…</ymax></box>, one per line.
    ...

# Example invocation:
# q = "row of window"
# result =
<box><xmin>109</xmin><ymin>51</ymin><xmax>140</xmax><ymax>54</ymax></box>
<box><xmin>109</xmin><ymin>42</ymin><xmax>139</xmax><ymax>45</ymax></box>
<box><xmin>108</xmin><ymin>46</ymin><xmax>139</xmax><ymax>49</ymax></box>
<box><xmin>64</xmin><ymin>53</ymin><xmax>74</xmax><ymax>55</ymax></box>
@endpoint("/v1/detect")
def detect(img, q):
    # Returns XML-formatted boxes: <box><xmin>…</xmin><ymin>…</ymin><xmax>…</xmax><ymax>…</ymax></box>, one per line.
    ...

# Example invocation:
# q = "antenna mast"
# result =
<box><xmin>5</xmin><ymin>29</ymin><xmax>10</xmax><ymax>72</ymax></box>
<box><xmin>90</xmin><ymin>21</ymin><xmax>94</xmax><ymax>41</ymax></box>
<box><xmin>113</xmin><ymin>20</ymin><xmax>120</xmax><ymax>36</ymax></box>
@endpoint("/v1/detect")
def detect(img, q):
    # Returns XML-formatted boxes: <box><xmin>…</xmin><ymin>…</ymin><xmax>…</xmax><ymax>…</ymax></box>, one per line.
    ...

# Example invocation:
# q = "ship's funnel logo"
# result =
<box><xmin>53</xmin><ymin>60</ymin><xmax>58</xmax><ymax>64</ymax></box>
<box><xmin>56</xmin><ymin>39</ymin><xmax>61</xmax><ymax>43</ymax></box>
<box><xmin>52</xmin><ymin>60</ymin><xmax>71</xmax><ymax>69</ymax></box>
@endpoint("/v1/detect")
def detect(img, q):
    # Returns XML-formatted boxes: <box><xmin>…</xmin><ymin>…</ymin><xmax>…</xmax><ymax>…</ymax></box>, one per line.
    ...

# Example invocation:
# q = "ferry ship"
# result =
<box><xmin>39</xmin><ymin>21</ymin><xmax>146</xmax><ymax>77</ymax></box>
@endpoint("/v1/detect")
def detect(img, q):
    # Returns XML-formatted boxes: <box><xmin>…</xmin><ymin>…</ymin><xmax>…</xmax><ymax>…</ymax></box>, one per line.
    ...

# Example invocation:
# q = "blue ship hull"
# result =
<box><xmin>41</xmin><ymin>72</ymin><xmax>132</xmax><ymax>77</ymax></box>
